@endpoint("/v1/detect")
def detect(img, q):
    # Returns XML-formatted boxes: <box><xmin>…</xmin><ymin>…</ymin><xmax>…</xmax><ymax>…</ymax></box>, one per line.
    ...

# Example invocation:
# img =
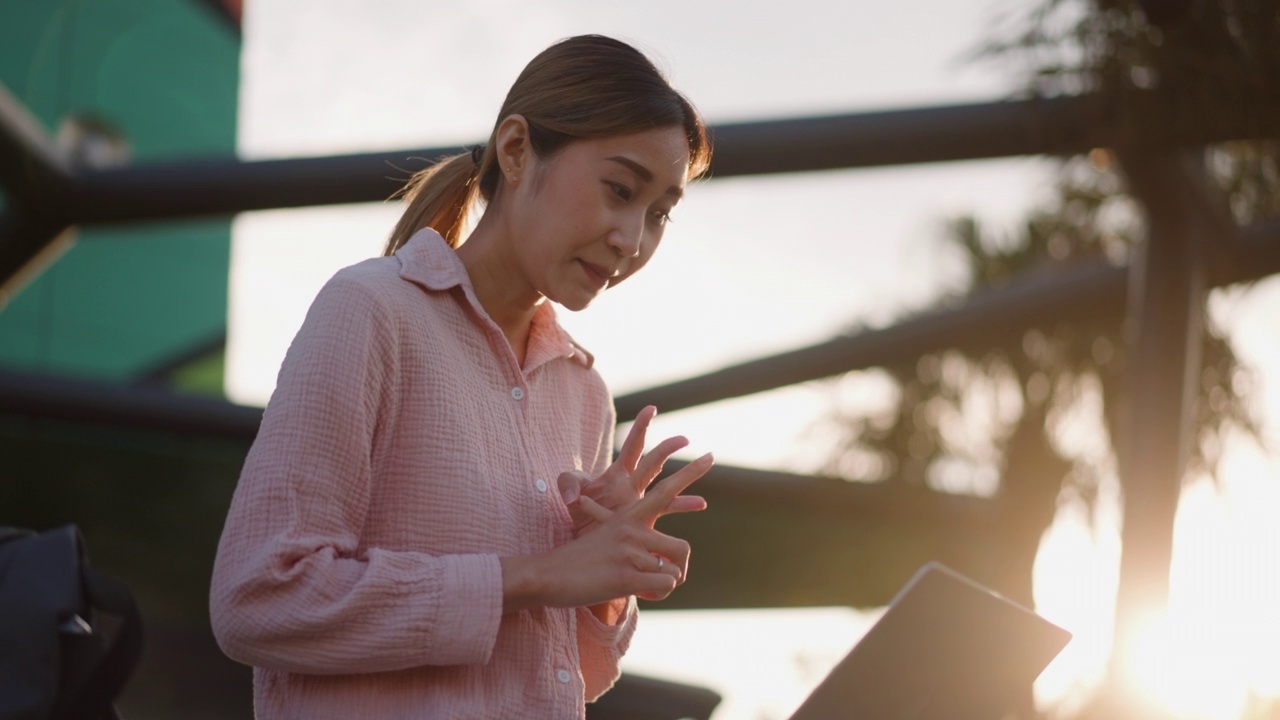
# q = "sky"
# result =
<box><xmin>226</xmin><ymin>2</ymin><xmax>1280</xmax><ymax>718</ymax></box>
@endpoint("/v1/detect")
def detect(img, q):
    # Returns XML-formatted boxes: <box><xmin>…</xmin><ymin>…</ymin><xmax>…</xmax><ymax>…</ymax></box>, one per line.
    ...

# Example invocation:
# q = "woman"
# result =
<box><xmin>210</xmin><ymin>35</ymin><xmax>714</xmax><ymax>719</ymax></box>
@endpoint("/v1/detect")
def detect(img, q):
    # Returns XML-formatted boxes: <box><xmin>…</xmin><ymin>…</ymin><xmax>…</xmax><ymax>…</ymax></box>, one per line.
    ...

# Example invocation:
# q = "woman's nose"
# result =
<box><xmin>607</xmin><ymin>221</ymin><xmax>642</xmax><ymax>258</ymax></box>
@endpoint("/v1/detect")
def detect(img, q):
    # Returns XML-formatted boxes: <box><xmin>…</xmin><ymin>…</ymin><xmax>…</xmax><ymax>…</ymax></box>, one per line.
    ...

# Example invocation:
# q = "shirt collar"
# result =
<box><xmin>395</xmin><ymin>228</ymin><xmax>595</xmax><ymax>371</ymax></box>
<box><xmin>395</xmin><ymin>228</ymin><xmax>471</xmax><ymax>291</ymax></box>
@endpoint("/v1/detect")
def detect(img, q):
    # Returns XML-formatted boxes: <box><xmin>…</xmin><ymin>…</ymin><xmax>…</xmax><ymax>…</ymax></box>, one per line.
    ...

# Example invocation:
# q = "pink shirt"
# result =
<box><xmin>210</xmin><ymin>229</ymin><xmax>636</xmax><ymax>719</ymax></box>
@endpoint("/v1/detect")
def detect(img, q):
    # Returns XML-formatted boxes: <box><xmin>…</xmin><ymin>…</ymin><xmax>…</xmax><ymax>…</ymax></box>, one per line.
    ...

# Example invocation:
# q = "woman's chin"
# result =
<box><xmin>559</xmin><ymin>296</ymin><xmax>597</xmax><ymax>312</ymax></box>
<box><xmin>551</xmin><ymin>288</ymin><xmax>602</xmax><ymax>312</ymax></box>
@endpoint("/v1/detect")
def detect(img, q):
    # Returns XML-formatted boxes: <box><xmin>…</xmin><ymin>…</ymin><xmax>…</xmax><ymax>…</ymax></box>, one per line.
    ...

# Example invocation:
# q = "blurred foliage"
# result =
<box><xmin>821</xmin><ymin>152</ymin><xmax>1263</xmax><ymax>519</ymax></box>
<box><xmin>981</xmin><ymin>0</ymin><xmax>1280</xmax><ymax>219</ymax></box>
<box><xmin>982</xmin><ymin>0</ymin><xmax>1280</xmax><ymax>103</ymax></box>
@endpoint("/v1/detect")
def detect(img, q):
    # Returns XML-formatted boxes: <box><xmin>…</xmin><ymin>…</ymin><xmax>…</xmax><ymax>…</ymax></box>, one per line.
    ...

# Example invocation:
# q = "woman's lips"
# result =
<box><xmin>578</xmin><ymin>260</ymin><xmax>616</xmax><ymax>290</ymax></box>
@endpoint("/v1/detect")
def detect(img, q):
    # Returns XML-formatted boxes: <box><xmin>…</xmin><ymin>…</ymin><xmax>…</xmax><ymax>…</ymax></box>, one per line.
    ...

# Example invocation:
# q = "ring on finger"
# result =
<box><xmin>655</xmin><ymin>555</ymin><xmax>664</xmax><ymax>572</ymax></box>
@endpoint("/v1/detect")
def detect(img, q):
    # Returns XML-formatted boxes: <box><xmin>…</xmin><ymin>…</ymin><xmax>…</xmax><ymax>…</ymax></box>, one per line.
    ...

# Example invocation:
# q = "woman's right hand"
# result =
<box><xmin>501</xmin><ymin>451</ymin><xmax>713</xmax><ymax>612</ymax></box>
<box><xmin>556</xmin><ymin>405</ymin><xmax>707</xmax><ymax>537</ymax></box>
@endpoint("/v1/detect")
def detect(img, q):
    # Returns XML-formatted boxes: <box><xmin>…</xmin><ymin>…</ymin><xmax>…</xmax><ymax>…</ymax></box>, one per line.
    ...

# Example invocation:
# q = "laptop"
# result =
<box><xmin>789</xmin><ymin>562</ymin><xmax>1071</xmax><ymax>720</ymax></box>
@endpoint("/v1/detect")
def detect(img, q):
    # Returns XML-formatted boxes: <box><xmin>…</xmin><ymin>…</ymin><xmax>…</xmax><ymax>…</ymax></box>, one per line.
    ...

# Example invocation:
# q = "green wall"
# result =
<box><xmin>1</xmin><ymin>2</ymin><xmax>244</xmax><ymax>709</ymax></box>
<box><xmin>0</xmin><ymin>0</ymin><xmax>239</xmax><ymax>386</ymax></box>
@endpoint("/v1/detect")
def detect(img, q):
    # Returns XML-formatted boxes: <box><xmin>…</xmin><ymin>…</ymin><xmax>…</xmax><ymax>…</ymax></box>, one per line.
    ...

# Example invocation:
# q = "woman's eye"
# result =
<box><xmin>651</xmin><ymin>209</ymin><xmax>673</xmax><ymax>226</ymax></box>
<box><xmin>608</xmin><ymin>182</ymin><xmax>632</xmax><ymax>201</ymax></box>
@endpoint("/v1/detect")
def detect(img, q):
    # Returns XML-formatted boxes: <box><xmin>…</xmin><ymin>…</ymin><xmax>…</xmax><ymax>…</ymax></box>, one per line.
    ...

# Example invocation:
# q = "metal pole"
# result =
<box><xmin>0</xmin><ymin>81</ymin><xmax>73</xmax><ymax>208</ymax></box>
<box><xmin>0</xmin><ymin>210</ymin><xmax>71</xmax><ymax>308</ymax></box>
<box><xmin>0</xmin><ymin>82</ymin><xmax>75</xmax><ymax>294</ymax></box>
<box><xmin>1110</xmin><ymin>149</ymin><xmax>1210</xmax><ymax>705</ymax></box>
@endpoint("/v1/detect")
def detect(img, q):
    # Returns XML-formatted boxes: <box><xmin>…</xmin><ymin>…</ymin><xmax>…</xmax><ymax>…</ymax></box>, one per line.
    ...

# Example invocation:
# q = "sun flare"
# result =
<box><xmin>1129</xmin><ymin>610</ymin><xmax>1252</xmax><ymax>720</ymax></box>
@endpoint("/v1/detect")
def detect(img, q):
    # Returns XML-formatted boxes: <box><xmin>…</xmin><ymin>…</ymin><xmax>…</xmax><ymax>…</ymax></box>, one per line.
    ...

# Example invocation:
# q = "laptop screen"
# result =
<box><xmin>789</xmin><ymin>562</ymin><xmax>1071</xmax><ymax>720</ymax></box>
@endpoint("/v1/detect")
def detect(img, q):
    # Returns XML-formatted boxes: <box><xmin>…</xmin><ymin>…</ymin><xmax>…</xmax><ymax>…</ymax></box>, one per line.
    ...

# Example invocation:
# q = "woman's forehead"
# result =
<box><xmin>574</xmin><ymin>128</ymin><xmax>691</xmax><ymax>186</ymax></box>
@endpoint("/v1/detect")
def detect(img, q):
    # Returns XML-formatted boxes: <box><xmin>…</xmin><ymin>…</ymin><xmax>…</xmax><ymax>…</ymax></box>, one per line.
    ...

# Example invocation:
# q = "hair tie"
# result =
<box><xmin>469</xmin><ymin>144</ymin><xmax>485</xmax><ymax>167</ymax></box>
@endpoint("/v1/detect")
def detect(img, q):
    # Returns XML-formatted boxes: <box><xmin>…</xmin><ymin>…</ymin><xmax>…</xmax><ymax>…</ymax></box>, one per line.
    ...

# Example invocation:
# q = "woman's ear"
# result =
<box><xmin>493</xmin><ymin>114</ymin><xmax>531</xmax><ymax>186</ymax></box>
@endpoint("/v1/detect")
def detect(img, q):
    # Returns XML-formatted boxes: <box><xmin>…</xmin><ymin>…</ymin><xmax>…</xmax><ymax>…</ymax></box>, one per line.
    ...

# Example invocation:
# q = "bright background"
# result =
<box><xmin>225</xmin><ymin>3</ymin><xmax>1280</xmax><ymax>718</ymax></box>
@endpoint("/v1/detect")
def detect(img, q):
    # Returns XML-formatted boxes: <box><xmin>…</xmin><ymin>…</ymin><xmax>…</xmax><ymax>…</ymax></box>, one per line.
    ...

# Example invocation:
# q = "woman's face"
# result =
<box><xmin>503</xmin><ymin>125</ymin><xmax>691</xmax><ymax>311</ymax></box>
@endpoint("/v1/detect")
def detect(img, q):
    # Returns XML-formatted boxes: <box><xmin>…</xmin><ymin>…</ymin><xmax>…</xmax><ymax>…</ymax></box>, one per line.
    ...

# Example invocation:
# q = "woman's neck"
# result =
<box><xmin>455</xmin><ymin>219</ymin><xmax>543</xmax><ymax>367</ymax></box>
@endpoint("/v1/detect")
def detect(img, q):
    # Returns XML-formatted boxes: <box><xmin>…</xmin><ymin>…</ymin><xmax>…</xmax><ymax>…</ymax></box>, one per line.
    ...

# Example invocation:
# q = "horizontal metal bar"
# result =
<box><xmin>0</xmin><ymin>366</ymin><xmax>996</xmax><ymax>529</ymax></box>
<box><xmin>661</xmin><ymin>457</ymin><xmax>995</xmax><ymax>523</ymax></box>
<box><xmin>705</xmin><ymin>94</ymin><xmax>1110</xmax><ymax>176</ymax></box>
<box><xmin>60</xmin><ymin>92</ymin><xmax>1280</xmax><ymax>226</ymax></box>
<box><xmin>0</xmin><ymin>370</ymin><xmax>263</xmax><ymax>440</ymax></box>
<box><xmin>651</xmin><ymin>459</ymin><xmax>1001</xmax><ymax>609</ymax></box>
<box><xmin>66</xmin><ymin>148</ymin><xmax>432</xmax><ymax>225</ymax></box>
<box><xmin>617</xmin><ymin>260</ymin><xmax>1128</xmax><ymax>418</ymax></box>
<box><xmin>706</xmin><ymin>90</ymin><xmax>1280</xmax><ymax>178</ymax></box>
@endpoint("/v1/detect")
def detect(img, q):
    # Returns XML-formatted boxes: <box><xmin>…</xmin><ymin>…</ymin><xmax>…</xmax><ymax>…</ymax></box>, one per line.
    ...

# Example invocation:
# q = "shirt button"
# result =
<box><xmin>535</xmin><ymin>479</ymin><xmax>548</xmax><ymax>493</ymax></box>
<box><xmin>510</xmin><ymin>386</ymin><xmax>525</xmax><ymax>400</ymax></box>
<box><xmin>556</xmin><ymin>668</ymin><xmax>572</xmax><ymax>684</ymax></box>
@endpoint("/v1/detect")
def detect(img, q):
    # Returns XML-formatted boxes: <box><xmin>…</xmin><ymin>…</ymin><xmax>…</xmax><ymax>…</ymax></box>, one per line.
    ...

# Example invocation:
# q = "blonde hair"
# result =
<box><xmin>384</xmin><ymin>35</ymin><xmax>711</xmax><ymax>255</ymax></box>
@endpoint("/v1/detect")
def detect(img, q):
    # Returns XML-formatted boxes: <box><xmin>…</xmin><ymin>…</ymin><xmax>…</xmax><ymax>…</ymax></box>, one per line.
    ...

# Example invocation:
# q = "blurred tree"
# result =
<box><xmin>821</xmin><ymin>0</ymin><xmax>1278</xmax><ymax>717</ymax></box>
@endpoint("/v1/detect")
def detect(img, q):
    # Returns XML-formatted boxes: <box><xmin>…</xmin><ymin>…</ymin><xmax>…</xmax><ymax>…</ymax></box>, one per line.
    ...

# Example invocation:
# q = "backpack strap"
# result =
<box><xmin>55</xmin><ymin>567</ymin><xmax>143</xmax><ymax>720</ymax></box>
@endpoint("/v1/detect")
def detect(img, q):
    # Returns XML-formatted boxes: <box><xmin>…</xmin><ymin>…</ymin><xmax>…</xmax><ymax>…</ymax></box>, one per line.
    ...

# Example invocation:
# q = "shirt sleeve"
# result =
<box><xmin>575</xmin><ymin>398</ymin><xmax>639</xmax><ymax>701</ymax></box>
<box><xmin>209</xmin><ymin>270</ymin><xmax>503</xmax><ymax>675</ymax></box>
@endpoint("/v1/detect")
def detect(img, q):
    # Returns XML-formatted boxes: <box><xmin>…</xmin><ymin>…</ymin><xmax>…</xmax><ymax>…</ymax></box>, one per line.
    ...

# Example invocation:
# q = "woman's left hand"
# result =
<box><xmin>556</xmin><ymin>405</ymin><xmax>706</xmax><ymax>536</ymax></box>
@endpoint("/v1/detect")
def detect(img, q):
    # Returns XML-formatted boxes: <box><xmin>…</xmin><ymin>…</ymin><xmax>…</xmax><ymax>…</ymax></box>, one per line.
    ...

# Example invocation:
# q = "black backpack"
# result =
<box><xmin>0</xmin><ymin>525</ymin><xmax>143</xmax><ymax>720</ymax></box>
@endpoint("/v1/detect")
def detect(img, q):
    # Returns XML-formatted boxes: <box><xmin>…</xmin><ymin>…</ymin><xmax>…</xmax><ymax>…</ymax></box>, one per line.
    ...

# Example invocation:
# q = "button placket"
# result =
<box><xmin>510</xmin><ymin>386</ymin><xmax>525</xmax><ymax>401</ymax></box>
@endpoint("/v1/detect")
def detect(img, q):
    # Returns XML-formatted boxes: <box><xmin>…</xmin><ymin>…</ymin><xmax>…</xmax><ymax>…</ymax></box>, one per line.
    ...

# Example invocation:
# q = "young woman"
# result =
<box><xmin>210</xmin><ymin>35</ymin><xmax>714</xmax><ymax>719</ymax></box>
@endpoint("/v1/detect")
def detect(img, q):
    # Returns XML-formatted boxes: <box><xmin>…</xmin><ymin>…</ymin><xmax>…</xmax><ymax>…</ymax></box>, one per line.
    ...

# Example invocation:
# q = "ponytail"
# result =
<box><xmin>383</xmin><ymin>150</ymin><xmax>482</xmax><ymax>255</ymax></box>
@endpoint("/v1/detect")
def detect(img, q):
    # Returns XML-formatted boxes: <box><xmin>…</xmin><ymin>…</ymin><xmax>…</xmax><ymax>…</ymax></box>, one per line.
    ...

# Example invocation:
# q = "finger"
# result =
<box><xmin>576</xmin><ymin>494</ymin><xmax>613</xmax><ymax>524</ymax></box>
<box><xmin>637</xmin><ymin>588</ymin><xmax>675</xmax><ymax>602</ymax></box>
<box><xmin>640</xmin><ymin>556</ymin><xmax>684</xmax><ymax>593</ymax></box>
<box><xmin>645</xmin><ymin>535</ymin><xmax>691</xmax><ymax>574</ymax></box>
<box><xmin>633</xmin><ymin>553</ymin><xmax>685</xmax><ymax>601</ymax></box>
<box><xmin>580</xmin><ymin>477</ymin><xmax>606</xmax><ymax>501</ymax></box>
<box><xmin>660</xmin><ymin>495</ymin><xmax>707</xmax><ymax>516</ymax></box>
<box><xmin>633</xmin><ymin>573</ymin><xmax>679</xmax><ymax>601</ymax></box>
<box><xmin>650</xmin><ymin>554</ymin><xmax>684</xmax><ymax>583</ymax></box>
<box><xmin>631</xmin><ymin>548</ymin><xmax>683</xmax><ymax>579</ymax></box>
<box><xmin>631</xmin><ymin>453</ymin><xmax>714</xmax><ymax>522</ymax></box>
<box><xmin>615</xmin><ymin>406</ymin><xmax>657</xmax><ymax>471</ymax></box>
<box><xmin>631</xmin><ymin>435</ymin><xmax>689</xmax><ymax>494</ymax></box>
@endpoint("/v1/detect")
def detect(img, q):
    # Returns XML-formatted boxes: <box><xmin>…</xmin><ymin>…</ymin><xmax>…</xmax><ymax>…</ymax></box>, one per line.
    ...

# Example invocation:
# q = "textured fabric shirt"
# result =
<box><xmin>210</xmin><ymin>228</ymin><xmax>636</xmax><ymax>719</ymax></box>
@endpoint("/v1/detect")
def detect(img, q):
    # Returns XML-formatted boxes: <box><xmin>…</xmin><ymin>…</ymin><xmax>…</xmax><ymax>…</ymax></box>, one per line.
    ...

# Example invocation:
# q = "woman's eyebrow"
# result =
<box><xmin>606</xmin><ymin>156</ymin><xmax>684</xmax><ymax>198</ymax></box>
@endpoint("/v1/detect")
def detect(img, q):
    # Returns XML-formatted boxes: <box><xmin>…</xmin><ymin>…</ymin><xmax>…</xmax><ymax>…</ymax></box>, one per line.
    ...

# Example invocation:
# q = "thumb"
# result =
<box><xmin>557</xmin><ymin>471</ymin><xmax>590</xmax><ymax>505</ymax></box>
